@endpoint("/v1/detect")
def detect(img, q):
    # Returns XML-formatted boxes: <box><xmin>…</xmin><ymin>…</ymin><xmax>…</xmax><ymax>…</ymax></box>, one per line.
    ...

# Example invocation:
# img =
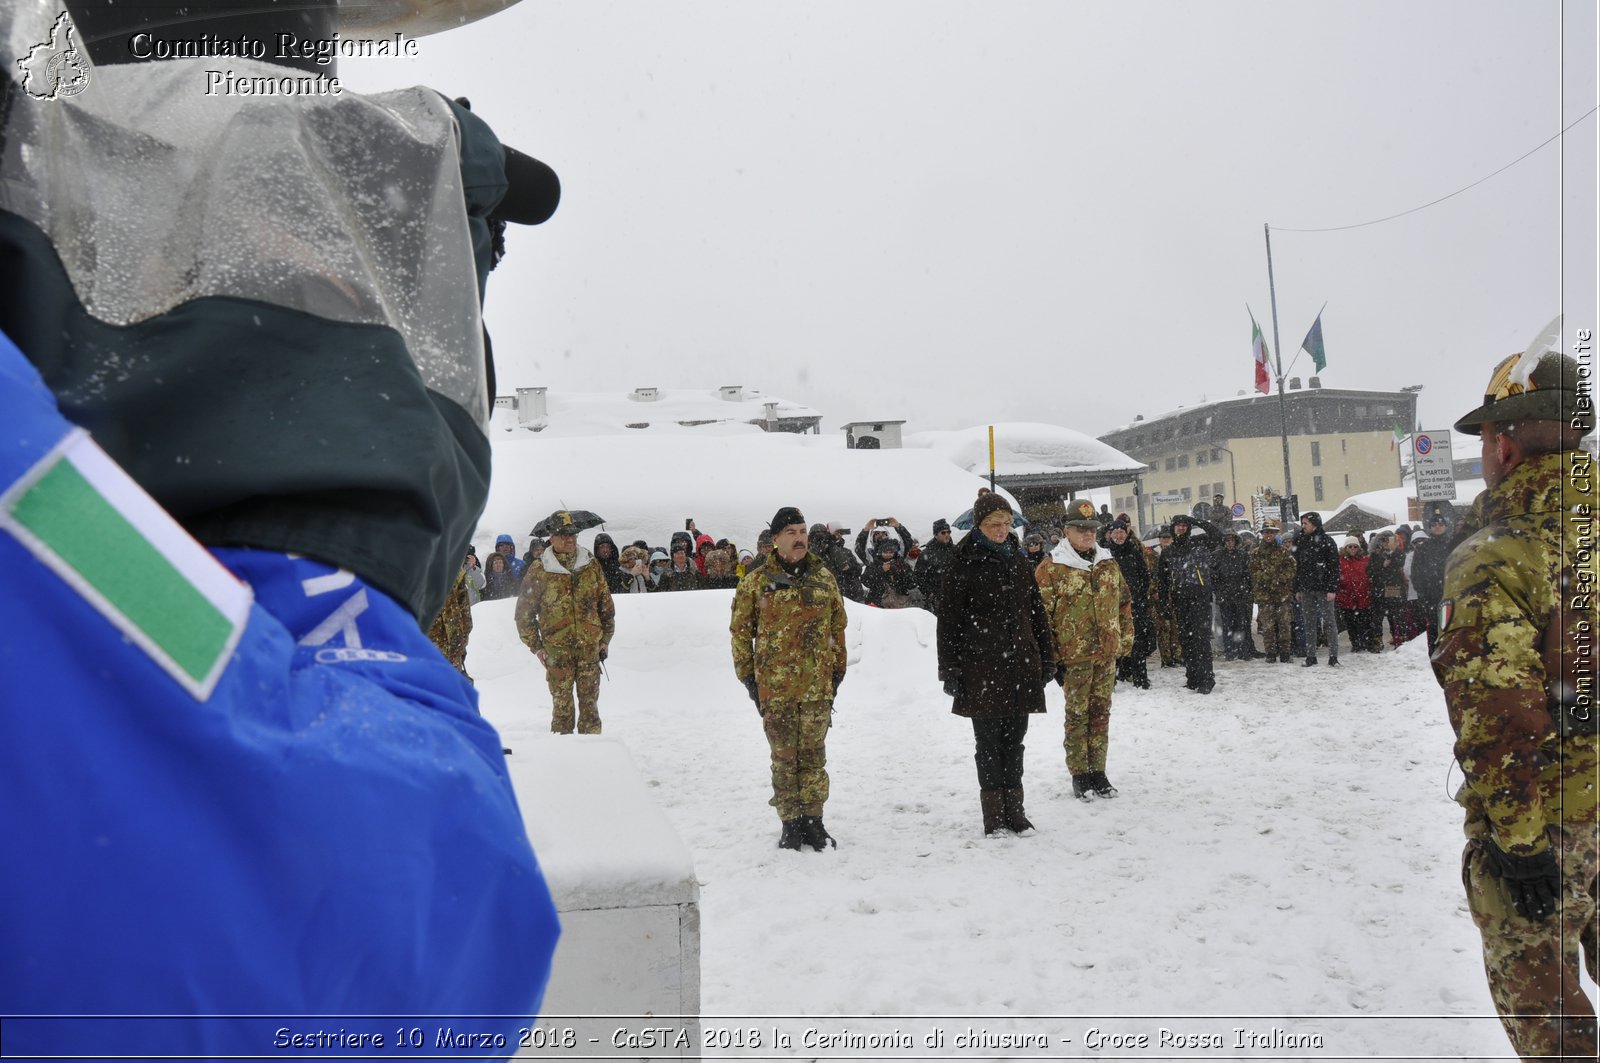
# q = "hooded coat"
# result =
<box><xmin>592</xmin><ymin>533</ymin><xmax>627</xmax><ymax>594</ymax></box>
<box><xmin>936</xmin><ymin>531</ymin><xmax>1054</xmax><ymax>719</ymax></box>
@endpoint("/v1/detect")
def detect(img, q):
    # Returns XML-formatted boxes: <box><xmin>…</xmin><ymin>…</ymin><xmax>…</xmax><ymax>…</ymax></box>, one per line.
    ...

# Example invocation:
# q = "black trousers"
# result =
<box><xmin>1174</xmin><ymin>596</ymin><xmax>1214</xmax><ymax>687</ymax></box>
<box><xmin>972</xmin><ymin>713</ymin><xmax>1029</xmax><ymax>790</ymax></box>
<box><xmin>1217</xmin><ymin>600</ymin><xmax>1252</xmax><ymax>658</ymax></box>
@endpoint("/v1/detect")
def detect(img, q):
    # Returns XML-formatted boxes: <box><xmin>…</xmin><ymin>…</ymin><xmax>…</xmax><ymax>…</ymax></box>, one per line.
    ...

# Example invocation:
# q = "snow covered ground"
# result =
<box><xmin>468</xmin><ymin>590</ymin><xmax>1553</xmax><ymax>1060</ymax></box>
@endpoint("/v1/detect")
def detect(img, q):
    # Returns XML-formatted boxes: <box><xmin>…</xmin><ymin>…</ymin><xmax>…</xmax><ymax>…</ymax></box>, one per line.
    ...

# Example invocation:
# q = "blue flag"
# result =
<box><xmin>1301</xmin><ymin>311</ymin><xmax>1328</xmax><ymax>372</ymax></box>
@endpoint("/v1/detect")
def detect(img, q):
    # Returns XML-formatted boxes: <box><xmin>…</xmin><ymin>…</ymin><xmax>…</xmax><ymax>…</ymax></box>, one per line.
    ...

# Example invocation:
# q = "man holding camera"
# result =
<box><xmin>731</xmin><ymin>507</ymin><xmax>849</xmax><ymax>851</ymax></box>
<box><xmin>855</xmin><ymin>516</ymin><xmax>914</xmax><ymax>566</ymax></box>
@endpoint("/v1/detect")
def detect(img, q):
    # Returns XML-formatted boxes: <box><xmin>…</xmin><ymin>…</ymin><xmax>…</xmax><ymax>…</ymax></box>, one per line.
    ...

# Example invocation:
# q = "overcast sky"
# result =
<box><xmin>342</xmin><ymin>1</ymin><xmax>1597</xmax><ymax>441</ymax></box>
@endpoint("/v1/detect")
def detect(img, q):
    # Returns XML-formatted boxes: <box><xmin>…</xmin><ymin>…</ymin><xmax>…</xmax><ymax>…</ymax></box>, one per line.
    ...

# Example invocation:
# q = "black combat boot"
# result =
<box><xmin>1303</xmin><ymin>655</ymin><xmax>1317</xmax><ymax>666</ymax></box>
<box><xmin>1071</xmin><ymin>775</ymin><xmax>1094</xmax><ymax>801</ymax></box>
<box><xmin>799</xmin><ymin>816</ymin><xmax>836</xmax><ymax>851</ymax></box>
<box><xmin>980</xmin><ymin>790</ymin><xmax>1006</xmax><ymax>835</ymax></box>
<box><xmin>1132</xmin><ymin>660</ymin><xmax>1151</xmax><ymax>689</ymax></box>
<box><xmin>777</xmin><ymin>820</ymin><xmax>803</xmax><ymax>850</ymax></box>
<box><xmin>1001</xmin><ymin>787</ymin><xmax>1033</xmax><ymax>833</ymax></box>
<box><xmin>1088</xmin><ymin>771</ymin><xmax>1119</xmax><ymax>798</ymax></box>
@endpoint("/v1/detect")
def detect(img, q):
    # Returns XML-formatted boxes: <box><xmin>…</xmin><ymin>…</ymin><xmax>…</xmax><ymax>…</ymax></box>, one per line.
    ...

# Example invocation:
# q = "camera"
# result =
<box><xmin>879</xmin><ymin>517</ymin><xmax>895</xmax><ymax>526</ymax></box>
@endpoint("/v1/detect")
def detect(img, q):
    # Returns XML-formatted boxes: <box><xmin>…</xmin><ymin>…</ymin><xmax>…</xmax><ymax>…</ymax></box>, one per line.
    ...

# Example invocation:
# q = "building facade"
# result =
<box><xmin>1097</xmin><ymin>380</ymin><xmax>1419</xmax><ymax>531</ymax></box>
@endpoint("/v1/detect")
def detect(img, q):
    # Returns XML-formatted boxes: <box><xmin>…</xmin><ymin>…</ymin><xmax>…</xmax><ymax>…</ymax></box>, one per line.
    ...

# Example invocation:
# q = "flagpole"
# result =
<box><xmin>1264</xmin><ymin>223</ymin><xmax>1294</xmax><ymax>501</ymax></box>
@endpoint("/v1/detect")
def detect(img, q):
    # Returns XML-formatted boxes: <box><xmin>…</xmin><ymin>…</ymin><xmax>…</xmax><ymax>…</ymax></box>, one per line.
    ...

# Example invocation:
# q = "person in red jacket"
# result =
<box><xmin>1335</xmin><ymin>535</ymin><xmax>1376</xmax><ymax>653</ymax></box>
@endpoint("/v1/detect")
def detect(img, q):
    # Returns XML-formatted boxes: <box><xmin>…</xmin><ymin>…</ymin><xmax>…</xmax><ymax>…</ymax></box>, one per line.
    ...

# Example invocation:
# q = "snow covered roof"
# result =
<box><xmin>480</xmin><ymin>428</ymin><xmax>1016</xmax><ymax>552</ymax></box>
<box><xmin>490</xmin><ymin>386</ymin><xmax>822</xmax><ymax>435</ymax></box>
<box><xmin>903</xmin><ymin>422</ymin><xmax>1145</xmax><ymax>480</ymax></box>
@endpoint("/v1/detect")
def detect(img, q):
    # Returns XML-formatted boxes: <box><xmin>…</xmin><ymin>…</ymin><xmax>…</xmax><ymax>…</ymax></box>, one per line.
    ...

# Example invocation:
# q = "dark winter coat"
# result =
<box><xmin>1106</xmin><ymin>535</ymin><xmax>1152</xmax><ymax>609</ymax></box>
<box><xmin>1211</xmin><ymin>543</ymin><xmax>1253</xmax><ymax>605</ymax></box>
<box><xmin>915</xmin><ymin>538</ymin><xmax>957</xmax><ymax>613</ymax></box>
<box><xmin>936</xmin><ymin>532</ymin><xmax>1054</xmax><ymax>719</ymax></box>
<box><xmin>1368</xmin><ymin>548</ymin><xmax>1409</xmax><ymax>602</ymax></box>
<box><xmin>1408</xmin><ymin>532</ymin><xmax>1452</xmax><ymax>605</ymax></box>
<box><xmin>592</xmin><ymin>533</ymin><xmax>628</xmax><ymax>594</ymax></box>
<box><xmin>1292</xmin><ymin>523</ymin><xmax>1341</xmax><ymax>596</ymax></box>
<box><xmin>812</xmin><ymin>529</ymin><xmax>864</xmax><ymax>602</ymax></box>
<box><xmin>861</xmin><ymin>544</ymin><xmax>918</xmax><ymax>607</ymax></box>
<box><xmin>1155</xmin><ymin>518</ymin><xmax>1219</xmax><ymax>603</ymax></box>
<box><xmin>481</xmin><ymin>555</ymin><xmax>521</xmax><ymax>601</ymax></box>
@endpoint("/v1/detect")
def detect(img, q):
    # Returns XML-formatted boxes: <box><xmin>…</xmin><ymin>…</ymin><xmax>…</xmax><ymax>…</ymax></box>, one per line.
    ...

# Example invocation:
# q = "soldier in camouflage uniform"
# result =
<box><xmin>426</xmin><ymin>564</ymin><xmax>478</xmax><ymax>681</ymax></box>
<box><xmin>515</xmin><ymin>510</ymin><xmax>616</xmax><ymax>735</ymax></box>
<box><xmin>1153</xmin><ymin>526</ymin><xmax>1184</xmax><ymax>667</ymax></box>
<box><xmin>1037</xmin><ymin>499</ymin><xmax>1134</xmax><ymax>800</ymax></box>
<box><xmin>1249</xmin><ymin>520</ymin><xmax>1297</xmax><ymax>662</ymax></box>
<box><xmin>1432</xmin><ymin>344</ymin><xmax>1598</xmax><ymax>1061</ymax></box>
<box><xmin>731</xmin><ymin>507</ymin><xmax>849</xmax><ymax>852</ymax></box>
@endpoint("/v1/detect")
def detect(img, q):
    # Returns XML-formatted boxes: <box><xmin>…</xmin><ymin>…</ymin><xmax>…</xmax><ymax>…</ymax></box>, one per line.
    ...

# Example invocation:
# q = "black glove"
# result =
<box><xmin>832</xmin><ymin>672</ymin><xmax>844</xmax><ymax>694</ymax></box>
<box><xmin>743</xmin><ymin>676</ymin><xmax>761</xmax><ymax>714</ymax></box>
<box><xmin>1054</xmin><ymin>662</ymin><xmax>1067</xmax><ymax>688</ymax></box>
<box><xmin>942</xmin><ymin>671</ymin><xmax>962</xmax><ymax>698</ymax></box>
<box><xmin>1482</xmin><ymin>840</ymin><xmax>1562</xmax><ymax>921</ymax></box>
<box><xmin>598</xmin><ymin>647</ymin><xmax>608</xmax><ymax>663</ymax></box>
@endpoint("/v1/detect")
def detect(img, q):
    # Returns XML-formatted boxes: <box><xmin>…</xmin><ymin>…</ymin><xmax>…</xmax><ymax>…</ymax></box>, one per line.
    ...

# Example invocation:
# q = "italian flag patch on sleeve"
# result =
<box><xmin>1</xmin><ymin>429</ymin><xmax>252</xmax><ymax>701</ymax></box>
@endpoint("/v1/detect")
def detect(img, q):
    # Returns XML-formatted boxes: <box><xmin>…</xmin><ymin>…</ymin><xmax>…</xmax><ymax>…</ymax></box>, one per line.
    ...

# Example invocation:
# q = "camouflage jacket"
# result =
<box><xmin>1431</xmin><ymin>449</ymin><xmax>1600</xmax><ymax>856</ymax></box>
<box><xmin>426</xmin><ymin>569</ymin><xmax>473</xmax><ymax>664</ymax></box>
<box><xmin>1036</xmin><ymin>543</ymin><xmax>1133</xmax><ymax>665</ymax></box>
<box><xmin>514</xmin><ymin>546</ymin><xmax>616</xmax><ymax>655</ymax></box>
<box><xmin>730</xmin><ymin>552</ymin><xmax>848</xmax><ymax>704</ymax></box>
<box><xmin>1249</xmin><ymin>541</ymin><xmax>1296</xmax><ymax>605</ymax></box>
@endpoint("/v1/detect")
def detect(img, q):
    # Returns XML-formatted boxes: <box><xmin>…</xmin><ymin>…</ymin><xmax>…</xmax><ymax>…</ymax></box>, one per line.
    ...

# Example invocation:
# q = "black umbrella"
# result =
<box><xmin>530</xmin><ymin>509</ymin><xmax>606</xmax><ymax>537</ymax></box>
<box><xmin>951</xmin><ymin>508</ymin><xmax>1030</xmax><ymax>531</ymax></box>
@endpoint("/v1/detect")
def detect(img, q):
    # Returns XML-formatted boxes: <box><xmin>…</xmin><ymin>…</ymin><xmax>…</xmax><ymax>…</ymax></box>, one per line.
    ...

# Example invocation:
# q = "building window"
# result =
<box><xmin>1211</xmin><ymin>448</ymin><xmax>1222</xmax><ymax>462</ymax></box>
<box><xmin>1197</xmin><ymin>451</ymin><xmax>1208</xmax><ymax>466</ymax></box>
<box><xmin>1181</xmin><ymin>487</ymin><xmax>1192</xmax><ymax>500</ymax></box>
<box><xmin>1311</xmin><ymin>441</ymin><xmax>1321</xmax><ymax>467</ymax></box>
<box><xmin>1344</xmin><ymin>474</ymin><xmax>1350</xmax><ymax>488</ymax></box>
<box><xmin>1314</xmin><ymin>475</ymin><xmax>1324</xmax><ymax>502</ymax></box>
<box><xmin>1341</xmin><ymin>438</ymin><xmax>1347</xmax><ymax>455</ymax></box>
<box><xmin>1165</xmin><ymin>457</ymin><xmax>1176</xmax><ymax>471</ymax></box>
<box><xmin>1178</xmin><ymin>454</ymin><xmax>1189</xmax><ymax>469</ymax></box>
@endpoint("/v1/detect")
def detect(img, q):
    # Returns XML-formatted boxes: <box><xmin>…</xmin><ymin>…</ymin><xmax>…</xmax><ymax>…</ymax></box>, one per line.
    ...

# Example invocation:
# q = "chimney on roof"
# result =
<box><xmin>1288</xmin><ymin>377</ymin><xmax>1302</xmax><ymax>390</ymax></box>
<box><xmin>720</xmin><ymin>385</ymin><xmax>743</xmax><ymax>402</ymax></box>
<box><xmin>515</xmin><ymin>386</ymin><xmax>547</xmax><ymax>426</ymax></box>
<box><xmin>1309</xmin><ymin>376</ymin><xmax>1322</xmax><ymax>389</ymax></box>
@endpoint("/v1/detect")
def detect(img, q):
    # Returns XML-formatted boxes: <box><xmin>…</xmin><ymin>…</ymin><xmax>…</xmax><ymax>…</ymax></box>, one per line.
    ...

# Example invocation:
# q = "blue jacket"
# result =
<box><xmin>0</xmin><ymin>331</ymin><xmax>559</xmax><ymax>1058</ymax></box>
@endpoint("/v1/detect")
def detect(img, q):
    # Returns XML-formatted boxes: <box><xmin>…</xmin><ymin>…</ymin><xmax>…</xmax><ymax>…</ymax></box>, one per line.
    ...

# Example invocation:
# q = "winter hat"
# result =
<box><xmin>1343</xmin><ymin>534</ymin><xmax>1363</xmax><ymax>549</ymax></box>
<box><xmin>875</xmin><ymin>538</ymin><xmax>902</xmax><ymax>556</ymax></box>
<box><xmin>756</xmin><ymin>528</ymin><xmax>774</xmax><ymax>548</ymax></box>
<box><xmin>649</xmin><ymin>549</ymin><xmax>669</xmax><ymax>563</ymax></box>
<box><xmin>1024</xmin><ymin>532</ymin><xmax>1046</xmax><ymax>548</ymax></box>
<box><xmin>1170</xmin><ymin>514</ymin><xmax>1193</xmax><ymax>532</ymax></box>
<box><xmin>495</xmin><ymin>533</ymin><xmax>515</xmax><ymax>546</ymax></box>
<box><xmin>1109</xmin><ymin>517</ymin><xmax>1130</xmax><ymax>532</ymax></box>
<box><xmin>1061</xmin><ymin>498</ymin><xmax>1099</xmax><ymax>531</ymax></box>
<box><xmin>971</xmin><ymin>490</ymin><xmax>1013</xmax><ymax>527</ymax></box>
<box><xmin>770</xmin><ymin>506</ymin><xmax>807</xmax><ymax>536</ymax></box>
<box><xmin>932</xmin><ymin>518</ymin><xmax>951</xmax><ymax>535</ymax></box>
<box><xmin>738</xmin><ymin>549</ymin><xmax>754</xmax><ymax>562</ymax></box>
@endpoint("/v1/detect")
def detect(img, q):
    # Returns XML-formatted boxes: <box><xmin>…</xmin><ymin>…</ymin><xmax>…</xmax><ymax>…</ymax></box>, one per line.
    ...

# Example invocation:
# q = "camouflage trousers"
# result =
<box><xmin>1156</xmin><ymin>609</ymin><xmax>1184</xmax><ymax>665</ymax></box>
<box><xmin>1462</xmin><ymin>741</ymin><xmax>1600</xmax><ymax>1060</ymax></box>
<box><xmin>544</xmin><ymin>648</ymin><xmax>602</xmax><ymax>735</ymax></box>
<box><xmin>762</xmin><ymin>699</ymin><xmax>832</xmax><ymax>821</ymax></box>
<box><xmin>1060</xmin><ymin>660</ymin><xmax>1115</xmax><ymax>776</ymax></box>
<box><xmin>1258</xmin><ymin>602</ymin><xmax>1294</xmax><ymax>657</ymax></box>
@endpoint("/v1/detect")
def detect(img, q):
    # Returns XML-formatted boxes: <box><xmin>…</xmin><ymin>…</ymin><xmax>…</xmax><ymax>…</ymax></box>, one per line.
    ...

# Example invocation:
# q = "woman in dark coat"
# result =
<box><xmin>936</xmin><ymin>491</ymin><xmax>1055</xmax><ymax>836</ymax></box>
<box><xmin>481</xmin><ymin>553</ymin><xmax>521</xmax><ymax>601</ymax></box>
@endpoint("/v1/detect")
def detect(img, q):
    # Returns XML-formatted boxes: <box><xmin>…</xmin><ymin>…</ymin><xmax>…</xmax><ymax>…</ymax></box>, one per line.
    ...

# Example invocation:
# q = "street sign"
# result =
<box><xmin>1151</xmin><ymin>491</ymin><xmax>1185</xmax><ymax>505</ymax></box>
<box><xmin>1231</xmin><ymin>503</ymin><xmax>1245</xmax><ymax>518</ymax></box>
<box><xmin>1412</xmin><ymin>430</ymin><xmax>1456</xmax><ymax>502</ymax></box>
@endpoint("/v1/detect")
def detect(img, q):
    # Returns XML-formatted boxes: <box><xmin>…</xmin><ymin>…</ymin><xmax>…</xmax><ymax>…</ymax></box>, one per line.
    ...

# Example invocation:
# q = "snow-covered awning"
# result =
<box><xmin>904</xmin><ymin>422</ymin><xmax>1147</xmax><ymax>492</ymax></box>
